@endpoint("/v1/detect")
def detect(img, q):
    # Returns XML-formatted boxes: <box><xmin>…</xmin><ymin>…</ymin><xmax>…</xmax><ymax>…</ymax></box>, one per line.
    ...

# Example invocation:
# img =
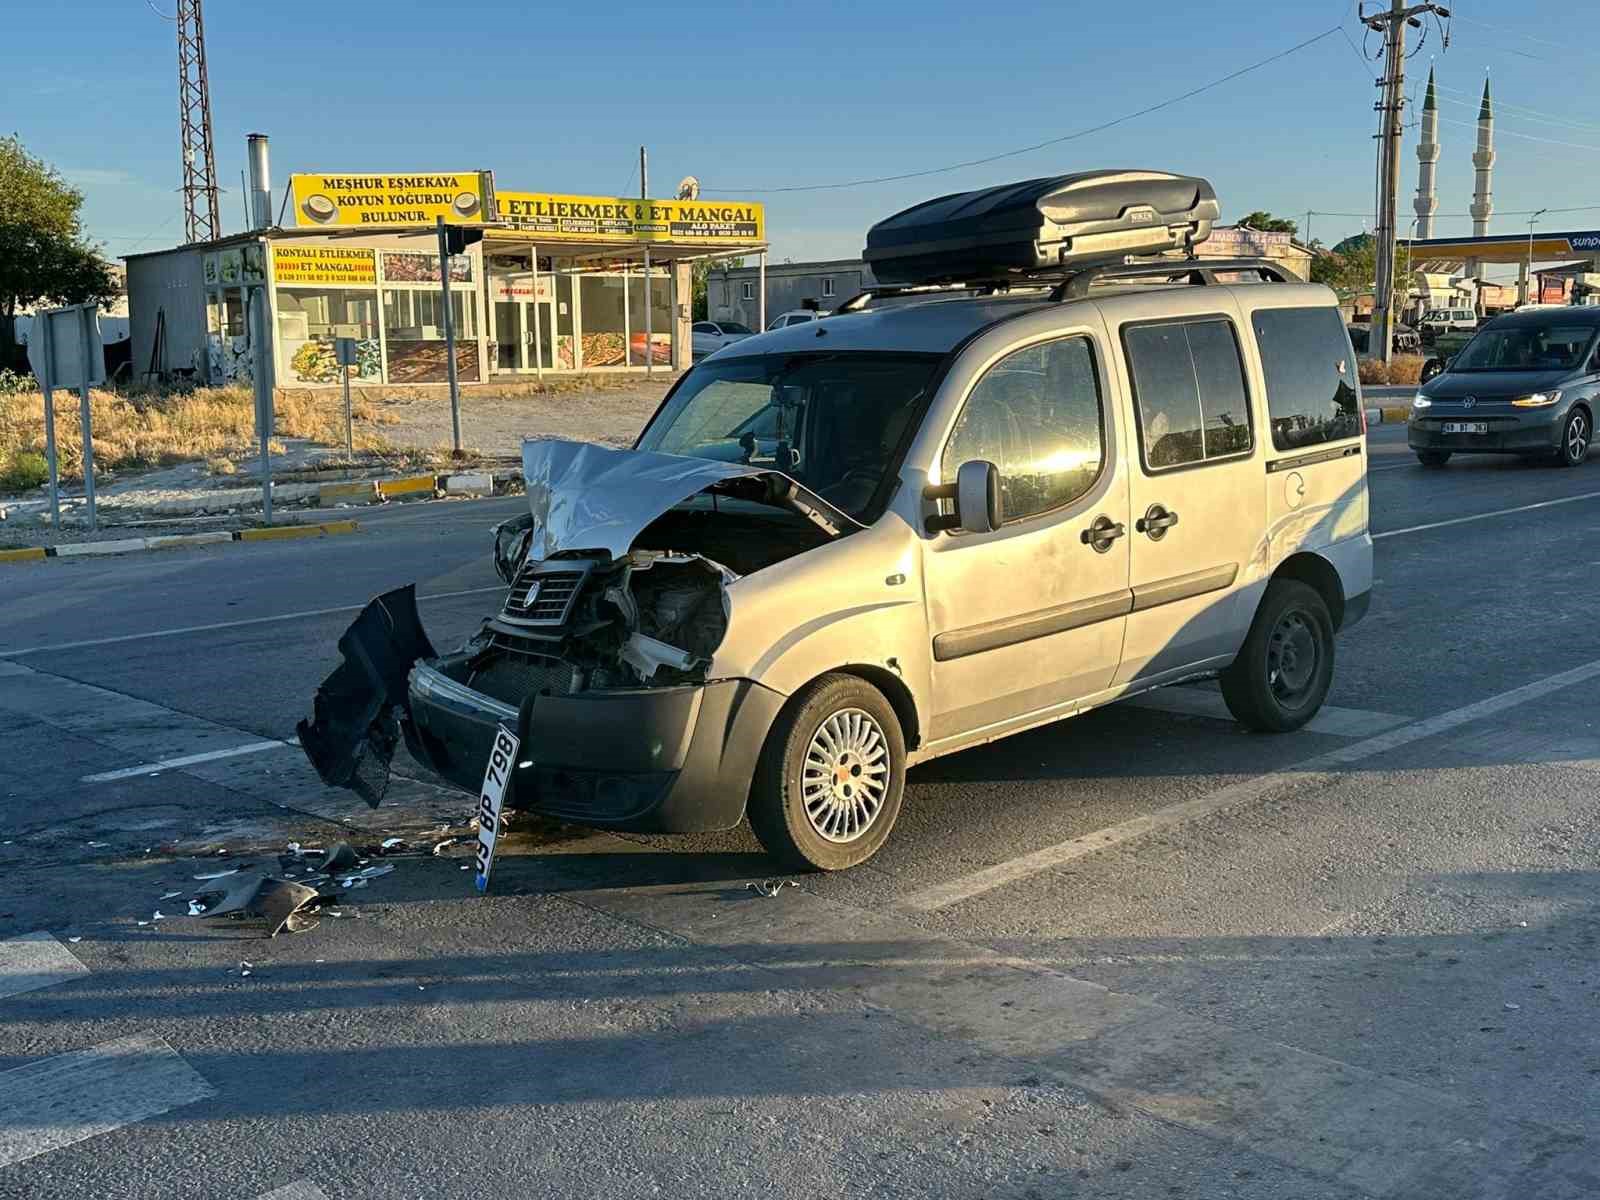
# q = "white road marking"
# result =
<box><xmin>256</xmin><ymin>1183</ymin><xmax>331</xmax><ymax>1200</ymax></box>
<box><xmin>1120</xmin><ymin>688</ymin><xmax>1407</xmax><ymax>738</ymax></box>
<box><xmin>0</xmin><ymin>584</ymin><xmax>506</xmax><ymax>659</ymax></box>
<box><xmin>0</xmin><ymin>932</ymin><xmax>90</xmax><ymax>1000</ymax></box>
<box><xmin>0</xmin><ymin>1034</ymin><xmax>215</xmax><ymax>1168</ymax></box>
<box><xmin>82</xmin><ymin>740</ymin><xmax>293</xmax><ymax>783</ymax></box>
<box><xmin>1374</xmin><ymin>487</ymin><xmax>1600</xmax><ymax>540</ymax></box>
<box><xmin>899</xmin><ymin>653</ymin><xmax>1600</xmax><ymax>913</ymax></box>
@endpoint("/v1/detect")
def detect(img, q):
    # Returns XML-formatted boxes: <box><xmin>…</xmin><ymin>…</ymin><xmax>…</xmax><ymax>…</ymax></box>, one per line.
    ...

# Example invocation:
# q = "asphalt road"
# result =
<box><xmin>2</xmin><ymin>424</ymin><xmax>1599</xmax><ymax>1199</ymax></box>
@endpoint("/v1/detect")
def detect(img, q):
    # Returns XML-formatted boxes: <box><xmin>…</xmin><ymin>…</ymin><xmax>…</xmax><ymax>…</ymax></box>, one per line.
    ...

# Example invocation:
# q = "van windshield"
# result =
<box><xmin>637</xmin><ymin>352</ymin><xmax>943</xmax><ymax>521</ymax></box>
<box><xmin>1451</xmin><ymin>325</ymin><xmax>1595</xmax><ymax>372</ymax></box>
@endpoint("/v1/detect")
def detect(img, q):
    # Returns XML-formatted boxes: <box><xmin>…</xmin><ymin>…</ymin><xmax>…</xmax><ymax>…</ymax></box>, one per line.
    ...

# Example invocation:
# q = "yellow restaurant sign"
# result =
<box><xmin>272</xmin><ymin>244</ymin><xmax>377</xmax><ymax>286</ymax></box>
<box><xmin>496</xmin><ymin>191</ymin><xmax>764</xmax><ymax>244</ymax></box>
<box><xmin>289</xmin><ymin>172</ymin><xmax>493</xmax><ymax>228</ymax></box>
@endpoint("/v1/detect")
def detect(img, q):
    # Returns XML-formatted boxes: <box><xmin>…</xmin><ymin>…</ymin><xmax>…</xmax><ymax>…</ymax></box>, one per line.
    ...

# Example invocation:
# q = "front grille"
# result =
<box><xmin>502</xmin><ymin>564</ymin><xmax>586</xmax><ymax>626</ymax></box>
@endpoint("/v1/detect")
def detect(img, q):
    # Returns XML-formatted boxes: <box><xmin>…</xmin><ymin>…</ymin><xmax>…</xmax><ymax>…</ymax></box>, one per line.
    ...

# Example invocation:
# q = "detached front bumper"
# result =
<box><xmin>405</xmin><ymin>662</ymin><xmax>784</xmax><ymax>833</ymax></box>
<box><xmin>1408</xmin><ymin>408</ymin><xmax>1565</xmax><ymax>455</ymax></box>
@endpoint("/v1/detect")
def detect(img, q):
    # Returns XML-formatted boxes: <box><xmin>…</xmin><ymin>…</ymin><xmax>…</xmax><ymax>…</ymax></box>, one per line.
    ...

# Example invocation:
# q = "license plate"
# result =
<box><xmin>472</xmin><ymin>726</ymin><xmax>520</xmax><ymax>894</ymax></box>
<box><xmin>1442</xmin><ymin>421</ymin><xmax>1488</xmax><ymax>434</ymax></box>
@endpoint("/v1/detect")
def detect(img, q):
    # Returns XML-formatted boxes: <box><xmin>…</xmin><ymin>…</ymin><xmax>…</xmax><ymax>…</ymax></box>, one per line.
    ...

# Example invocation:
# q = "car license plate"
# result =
<box><xmin>1442</xmin><ymin>421</ymin><xmax>1488</xmax><ymax>434</ymax></box>
<box><xmin>472</xmin><ymin>725</ymin><xmax>520</xmax><ymax>894</ymax></box>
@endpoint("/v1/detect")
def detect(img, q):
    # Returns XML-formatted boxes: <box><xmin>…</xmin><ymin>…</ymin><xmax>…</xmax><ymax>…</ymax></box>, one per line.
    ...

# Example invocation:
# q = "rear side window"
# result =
<box><xmin>1253</xmin><ymin>307</ymin><xmax>1360</xmax><ymax>451</ymax></box>
<box><xmin>1123</xmin><ymin>318</ymin><xmax>1252</xmax><ymax>471</ymax></box>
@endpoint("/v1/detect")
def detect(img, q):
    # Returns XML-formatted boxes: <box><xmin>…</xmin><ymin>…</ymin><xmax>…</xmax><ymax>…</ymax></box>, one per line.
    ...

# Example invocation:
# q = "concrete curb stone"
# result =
<box><xmin>0</xmin><ymin>521</ymin><xmax>360</xmax><ymax>564</ymax></box>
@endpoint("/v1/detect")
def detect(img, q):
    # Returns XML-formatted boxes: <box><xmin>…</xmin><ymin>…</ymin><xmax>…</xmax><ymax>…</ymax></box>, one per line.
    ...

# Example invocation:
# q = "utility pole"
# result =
<box><xmin>176</xmin><ymin>0</ymin><xmax>221</xmax><ymax>243</ymax></box>
<box><xmin>640</xmin><ymin>145</ymin><xmax>652</xmax><ymax>377</ymax></box>
<box><xmin>1362</xmin><ymin>1</ymin><xmax>1451</xmax><ymax>363</ymax></box>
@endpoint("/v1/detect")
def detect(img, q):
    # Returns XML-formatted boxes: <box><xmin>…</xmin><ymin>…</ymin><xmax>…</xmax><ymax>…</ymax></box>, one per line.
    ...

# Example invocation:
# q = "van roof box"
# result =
<box><xmin>862</xmin><ymin>170</ymin><xmax>1220</xmax><ymax>287</ymax></box>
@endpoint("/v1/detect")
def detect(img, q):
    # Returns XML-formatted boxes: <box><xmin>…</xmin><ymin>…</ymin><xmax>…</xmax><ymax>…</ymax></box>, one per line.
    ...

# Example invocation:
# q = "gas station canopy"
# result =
<box><xmin>1399</xmin><ymin>230</ymin><xmax>1600</xmax><ymax>264</ymax></box>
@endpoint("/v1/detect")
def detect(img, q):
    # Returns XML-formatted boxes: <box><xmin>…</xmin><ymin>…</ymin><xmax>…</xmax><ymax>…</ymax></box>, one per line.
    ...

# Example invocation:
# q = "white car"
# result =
<box><xmin>691</xmin><ymin>321</ymin><xmax>754</xmax><ymax>357</ymax></box>
<box><xmin>766</xmin><ymin>310</ymin><xmax>821</xmax><ymax>330</ymax></box>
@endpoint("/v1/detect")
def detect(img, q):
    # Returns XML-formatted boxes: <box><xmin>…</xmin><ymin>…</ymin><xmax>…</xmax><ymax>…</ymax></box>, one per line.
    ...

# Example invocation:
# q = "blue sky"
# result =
<box><xmin>6</xmin><ymin>0</ymin><xmax>1594</xmax><ymax>277</ymax></box>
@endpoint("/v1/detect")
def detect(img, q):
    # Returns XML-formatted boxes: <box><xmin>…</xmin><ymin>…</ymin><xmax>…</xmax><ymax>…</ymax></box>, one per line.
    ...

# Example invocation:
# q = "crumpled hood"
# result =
<box><xmin>522</xmin><ymin>439</ymin><xmax>856</xmax><ymax>561</ymax></box>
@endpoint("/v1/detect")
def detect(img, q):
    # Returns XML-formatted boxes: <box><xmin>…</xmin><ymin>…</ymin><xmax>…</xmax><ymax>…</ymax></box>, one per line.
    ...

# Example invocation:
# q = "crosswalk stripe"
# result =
<box><xmin>0</xmin><ymin>932</ymin><xmax>90</xmax><ymax>1001</ymax></box>
<box><xmin>0</xmin><ymin>1034</ymin><xmax>215</xmax><ymax>1168</ymax></box>
<box><xmin>256</xmin><ymin>1183</ymin><xmax>331</xmax><ymax>1200</ymax></box>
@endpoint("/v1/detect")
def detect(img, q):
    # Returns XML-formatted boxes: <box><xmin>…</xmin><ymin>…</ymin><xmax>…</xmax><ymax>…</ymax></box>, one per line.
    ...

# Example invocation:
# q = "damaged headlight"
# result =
<box><xmin>492</xmin><ymin>513</ymin><xmax>535</xmax><ymax>585</ymax></box>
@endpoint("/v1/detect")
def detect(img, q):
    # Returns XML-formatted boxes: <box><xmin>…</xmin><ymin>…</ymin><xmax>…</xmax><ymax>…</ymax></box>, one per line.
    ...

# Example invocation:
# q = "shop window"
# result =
<box><xmin>580</xmin><ymin>274</ymin><xmax>630</xmax><ymax>367</ymax></box>
<box><xmin>626</xmin><ymin>270</ymin><xmax>673</xmax><ymax>367</ymax></box>
<box><xmin>382</xmin><ymin>287</ymin><xmax>480</xmax><ymax>384</ymax></box>
<box><xmin>277</xmin><ymin>287</ymin><xmax>380</xmax><ymax>384</ymax></box>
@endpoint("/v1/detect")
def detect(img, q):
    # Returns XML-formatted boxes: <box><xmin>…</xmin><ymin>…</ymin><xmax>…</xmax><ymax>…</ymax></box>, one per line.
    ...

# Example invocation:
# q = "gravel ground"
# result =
<box><xmin>372</xmin><ymin>377</ymin><xmax>677</xmax><ymax>455</ymax></box>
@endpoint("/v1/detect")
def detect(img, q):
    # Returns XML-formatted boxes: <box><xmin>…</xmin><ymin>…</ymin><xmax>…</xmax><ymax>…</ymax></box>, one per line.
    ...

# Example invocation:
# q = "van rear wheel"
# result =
<box><xmin>748</xmin><ymin>673</ymin><xmax>906</xmax><ymax>872</ymax></box>
<box><xmin>1221</xmin><ymin>580</ymin><xmax>1335</xmax><ymax>733</ymax></box>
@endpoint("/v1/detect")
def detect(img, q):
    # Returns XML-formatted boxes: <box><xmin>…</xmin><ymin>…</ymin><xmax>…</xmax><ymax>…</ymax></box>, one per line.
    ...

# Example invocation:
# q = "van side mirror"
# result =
<box><xmin>923</xmin><ymin>460</ymin><xmax>1003</xmax><ymax>534</ymax></box>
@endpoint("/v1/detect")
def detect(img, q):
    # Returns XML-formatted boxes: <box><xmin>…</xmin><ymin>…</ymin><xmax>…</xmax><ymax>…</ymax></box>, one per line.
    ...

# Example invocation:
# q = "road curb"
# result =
<box><xmin>1366</xmin><ymin>406</ymin><xmax>1412</xmax><ymax>425</ymax></box>
<box><xmin>0</xmin><ymin>521</ymin><xmax>360</xmax><ymax>563</ymax></box>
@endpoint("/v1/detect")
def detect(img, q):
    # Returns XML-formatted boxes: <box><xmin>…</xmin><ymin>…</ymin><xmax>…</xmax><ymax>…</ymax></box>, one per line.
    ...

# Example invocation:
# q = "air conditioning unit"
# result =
<box><xmin>863</xmin><ymin>170</ymin><xmax>1220</xmax><ymax>287</ymax></box>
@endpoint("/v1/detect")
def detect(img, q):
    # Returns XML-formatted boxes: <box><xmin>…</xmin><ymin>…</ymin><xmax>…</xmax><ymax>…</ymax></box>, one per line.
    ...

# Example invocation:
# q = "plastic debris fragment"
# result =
<box><xmin>746</xmin><ymin>879</ymin><xmax>798</xmax><ymax>898</ymax></box>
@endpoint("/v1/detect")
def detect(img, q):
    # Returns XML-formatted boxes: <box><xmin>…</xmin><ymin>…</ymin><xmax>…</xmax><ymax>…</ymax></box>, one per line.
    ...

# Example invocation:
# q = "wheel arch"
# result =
<box><xmin>1270</xmin><ymin>551</ymin><xmax>1346</xmax><ymax>629</ymax></box>
<box><xmin>792</xmin><ymin>663</ymin><xmax>923</xmax><ymax>752</ymax></box>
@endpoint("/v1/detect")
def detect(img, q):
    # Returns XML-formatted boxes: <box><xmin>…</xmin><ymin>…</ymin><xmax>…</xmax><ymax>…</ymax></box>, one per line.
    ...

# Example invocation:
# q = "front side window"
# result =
<box><xmin>638</xmin><ymin>352</ymin><xmax>942</xmax><ymax>522</ymax></box>
<box><xmin>1124</xmin><ymin>318</ymin><xmax>1252</xmax><ymax>470</ymax></box>
<box><xmin>941</xmin><ymin>336</ymin><xmax>1105</xmax><ymax>524</ymax></box>
<box><xmin>1253</xmin><ymin>307</ymin><xmax>1360</xmax><ymax>452</ymax></box>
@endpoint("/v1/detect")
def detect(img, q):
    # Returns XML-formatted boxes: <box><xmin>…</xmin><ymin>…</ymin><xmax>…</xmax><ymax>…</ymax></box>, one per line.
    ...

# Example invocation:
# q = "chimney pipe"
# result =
<box><xmin>246</xmin><ymin>134</ymin><xmax>272</xmax><ymax>230</ymax></box>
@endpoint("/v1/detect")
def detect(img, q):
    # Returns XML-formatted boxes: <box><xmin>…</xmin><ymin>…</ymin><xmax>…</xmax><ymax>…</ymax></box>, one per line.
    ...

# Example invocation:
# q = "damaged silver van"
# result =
<box><xmin>300</xmin><ymin>170</ymin><xmax>1372</xmax><ymax>871</ymax></box>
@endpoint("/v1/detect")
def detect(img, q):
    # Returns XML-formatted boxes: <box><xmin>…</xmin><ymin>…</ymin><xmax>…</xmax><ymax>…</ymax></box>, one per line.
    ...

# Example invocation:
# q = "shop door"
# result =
<box><xmin>494</xmin><ymin>301</ymin><xmax>524</xmax><ymax>371</ymax></box>
<box><xmin>531</xmin><ymin>299</ymin><xmax>556</xmax><ymax>370</ymax></box>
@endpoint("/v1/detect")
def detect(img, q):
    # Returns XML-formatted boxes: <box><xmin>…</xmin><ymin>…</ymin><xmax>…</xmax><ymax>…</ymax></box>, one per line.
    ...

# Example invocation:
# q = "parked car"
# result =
<box><xmin>300</xmin><ymin>169</ymin><xmax>1372</xmax><ymax>873</ymax></box>
<box><xmin>766</xmin><ymin>310</ymin><xmax>820</xmax><ymax>330</ymax></box>
<box><xmin>1419</xmin><ymin>307</ymin><xmax>1478</xmax><ymax>339</ymax></box>
<box><xmin>1409</xmin><ymin>306</ymin><xmax>1600</xmax><ymax>468</ymax></box>
<box><xmin>691</xmin><ymin>320</ymin><xmax>753</xmax><ymax>358</ymax></box>
<box><xmin>1347</xmin><ymin>323</ymin><xmax>1421</xmax><ymax>355</ymax></box>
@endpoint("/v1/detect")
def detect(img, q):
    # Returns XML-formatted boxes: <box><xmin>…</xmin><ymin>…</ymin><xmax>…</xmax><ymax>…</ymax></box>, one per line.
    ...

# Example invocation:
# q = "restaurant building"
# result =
<box><xmin>124</xmin><ymin>160</ymin><xmax>766</xmax><ymax>390</ymax></box>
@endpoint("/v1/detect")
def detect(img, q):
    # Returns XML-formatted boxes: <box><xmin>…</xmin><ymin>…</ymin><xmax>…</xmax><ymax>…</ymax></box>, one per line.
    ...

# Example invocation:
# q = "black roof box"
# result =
<box><xmin>863</xmin><ymin>170</ymin><xmax>1220</xmax><ymax>287</ymax></box>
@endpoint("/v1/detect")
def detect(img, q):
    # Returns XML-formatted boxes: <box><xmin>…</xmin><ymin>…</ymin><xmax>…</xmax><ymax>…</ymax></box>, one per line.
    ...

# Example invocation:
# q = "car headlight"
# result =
<box><xmin>1411</xmin><ymin>393</ymin><xmax>1432</xmax><ymax>409</ymax></box>
<box><xmin>1511</xmin><ymin>390</ymin><xmax>1562</xmax><ymax>407</ymax></box>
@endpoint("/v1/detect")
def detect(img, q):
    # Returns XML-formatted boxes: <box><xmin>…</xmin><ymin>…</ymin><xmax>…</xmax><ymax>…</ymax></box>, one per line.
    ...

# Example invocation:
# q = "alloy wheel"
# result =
<box><xmin>801</xmin><ymin>708</ymin><xmax>890</xmax><ymax>843</ymax></box>
<box><xmin>1568</xmin><ymin>412</ymin><xmax>1589</xmax><ymax>463</ymax></box>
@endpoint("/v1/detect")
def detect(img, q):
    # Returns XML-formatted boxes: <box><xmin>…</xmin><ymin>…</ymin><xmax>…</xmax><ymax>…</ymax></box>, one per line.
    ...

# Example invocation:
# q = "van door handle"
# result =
<box><xmin>1080</xmin><ymin>515</ymin><xmax>1126</xmax><ymax>553</ymax></box>
<box><xmin>1136</xmin><ymin>504</ymin><xmax>1179</xmax><ymax>540</ymax></box>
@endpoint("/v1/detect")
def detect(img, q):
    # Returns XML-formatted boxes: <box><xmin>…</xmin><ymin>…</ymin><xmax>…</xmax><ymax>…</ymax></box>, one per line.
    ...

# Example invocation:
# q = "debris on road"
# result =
<box><xmin>193</xmin><ymin>874</ymin><xmax>321</xmax><ymax>937</ymax></box>
<box><xmin>431</xmin><ymin>838</ymin><xmax>460</xmax><ymax>856</ymax></box>
<box><xmin>159</xmin><ymin>891</ymin><xmax>182</xmax><ymax>900</ymax></box>
<box><xmin>239</xmin><ymin>961</ymin><xmax>252</xmax><ymax>977</ymax></box>
<box><xmin>194</xmin><ymin>866</ymin><xmax>242</xmax><ymax>881</ymax></box>
<box><xmin>746</xmin><ymin>879</ymin><xmax>798</xmax><ymax>898</ymax></box>
<box><xmin>381</xmin><ymin>837</ymin><xmax>405</xmax><ymax>850</ymax></box>
<box><xmin>321</xmin><ymin>842</ymin><xmax>360</xmax><ymax>874</ymax></box>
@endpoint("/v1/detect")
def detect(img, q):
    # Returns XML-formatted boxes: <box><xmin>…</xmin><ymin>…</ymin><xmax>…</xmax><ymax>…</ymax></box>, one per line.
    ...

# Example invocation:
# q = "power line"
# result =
<box><xmin>1451</xmin><ymin>13</ymin><xmax>1569</xmax><ymax>52</ymax></box>
<box><xmin>1434</xmin><ymin>111</ymin><xmax>1600</xmax><ymax>156</ymax></box>
<box><xmin>1429</xmin><ymin>81</ymin><xmax>1600</xmax><ymax>135</ymax></box>
<box><xmin>707</xmin><ymin>25</ymin><xmax>1343</xmax><ymax>195</ymax></box>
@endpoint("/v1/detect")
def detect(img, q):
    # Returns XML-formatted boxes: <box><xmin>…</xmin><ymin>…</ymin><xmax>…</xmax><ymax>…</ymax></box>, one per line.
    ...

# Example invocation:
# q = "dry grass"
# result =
<box><xmin>0</xmin><ymin>384</ymin><xmax>398</xmax><ymax>489</ymax></box>
<box><xmin>1358</xmin><ymin>355</ymin><xmax>1426</xmax><ymax>386</ymax></box>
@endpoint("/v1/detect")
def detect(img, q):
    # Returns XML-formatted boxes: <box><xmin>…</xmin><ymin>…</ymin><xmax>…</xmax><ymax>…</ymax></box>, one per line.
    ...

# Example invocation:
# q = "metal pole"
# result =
<box><xmin>641</xmin><ymin>146</ymin><xmax>651</xmax><ymax>377</ymax></box>
<box><xmin>438</xmin><ymin>216</ymin><xmax>462</xmax><ymax>452</ymax></box>
<box><xmin>252</xmin><ymin>287</ymin><xmax>272</xmax><ymax>525</ymax></box>
<box><xmin>1526</xmin><ymin>209</ymin><xmax>1546</xmax><ymax>305</ymax></box>
<box><xmin>38</xmin><ymin>317</ymin><xmax>60</xmax><ymax>529</ymax></box>
<box><xmin>530</xmin><ymin>244</ymin><xmax>544</xmax><ymax>380</ymax></box>
<box><xmin>77</xmin><ymin>307</ymin><xmax>97</xmax><ymax>531</ymax></box>
<box><xmin>342</xmin><ymin>358</ymin><xmax>353</xmax><ymax>456</ymax></box>
<box><xmin>1372</xmin><ymin>0</ymin><xmax>1407</xmax><ymax>365</ymax></box>
<box><xmin>758</xmin><ymin>252</ymin><xmax>767</xmax><ymax>330</ymax></box>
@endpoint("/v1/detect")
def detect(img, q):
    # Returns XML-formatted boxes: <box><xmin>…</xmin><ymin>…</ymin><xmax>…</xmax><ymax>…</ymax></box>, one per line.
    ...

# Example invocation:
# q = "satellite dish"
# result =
<box><xmin>676</xmin><ymin>176</ymin><xmax>700</xmax><ymax>201</ymax></box>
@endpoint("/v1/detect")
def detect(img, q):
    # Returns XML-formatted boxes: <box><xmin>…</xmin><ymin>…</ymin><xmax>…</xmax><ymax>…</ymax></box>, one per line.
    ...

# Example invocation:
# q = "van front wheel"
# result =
<box><xmin>1221</xmin><ymin>580</ymin><xmax>1335</xmax><ymax>733</ymax></box>
<box><xmin>748</xmin><ymin>673</ymin><xmax>906</xmax><ymax>871</ymax></box>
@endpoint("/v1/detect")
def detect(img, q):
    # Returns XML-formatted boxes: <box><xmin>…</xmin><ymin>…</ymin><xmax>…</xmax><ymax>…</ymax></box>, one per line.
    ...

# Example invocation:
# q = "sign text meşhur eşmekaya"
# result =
<box><xmin>290</xmin><ymin>172</ymin><xmax>490</xmax><ymax>228</ymax></box>
<box><xmin>496</xmin><ymin>191</ymin><xmax>764</xmax><ymax>243</ymax></box>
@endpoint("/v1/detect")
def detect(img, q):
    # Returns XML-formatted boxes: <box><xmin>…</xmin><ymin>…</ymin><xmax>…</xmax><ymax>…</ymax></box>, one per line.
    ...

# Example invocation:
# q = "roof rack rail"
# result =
<box><xmin>1050</xmin><ymin>257</ymin><xmax>1293</xmax><ymax>299</ymax></box>
<box><xmin>834</xmin><ymin>257</ymin><xmax>1295</xmax><ymax>314</ymax></box>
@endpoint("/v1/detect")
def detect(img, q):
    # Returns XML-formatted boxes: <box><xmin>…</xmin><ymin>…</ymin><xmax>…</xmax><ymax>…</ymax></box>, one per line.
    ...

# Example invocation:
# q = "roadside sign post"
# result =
<box><xmin>250</xmin><ymin>286</ymin><xmax>273</xmax><ymax>525</ymax></box>
<box><xmin>26</xmin><ymin>303</ymin><xmax>104</xmax><ymax>531</ymax></box>
<box><xmin>76</xmin><ymin>307</ymin><xmax>98</xmax><ymax>531</ymax></box>
<box><xmin>436</xmin><ymin>216</ymin><xmax>462</xmax><ymax>453</ymax></box>
<box><xmin>335</xmin><ymin>337</ymin><xmax>357</xmax><ymax>455</ymax></box>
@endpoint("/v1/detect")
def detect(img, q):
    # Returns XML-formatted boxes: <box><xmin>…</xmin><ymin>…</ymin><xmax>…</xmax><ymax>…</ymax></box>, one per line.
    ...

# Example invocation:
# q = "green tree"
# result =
<box><xmin>1238</xmin><ymin>211</ymin><xmax>1298</xmax><ymax>235</ymax></box>
<box><xmin>692</xmin><ymin>256</ymin><xmax>743</xmax><ymax>321</ymax></box>
<box><xmin>1311</xmin><ymin>235</ymin><xmax>1413</xmax><ymax>318</ymax></box>
<box><xmin>0</xmin><ymin>137</ymin><xmax>117</xmax><ymax>367</ymax></box>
